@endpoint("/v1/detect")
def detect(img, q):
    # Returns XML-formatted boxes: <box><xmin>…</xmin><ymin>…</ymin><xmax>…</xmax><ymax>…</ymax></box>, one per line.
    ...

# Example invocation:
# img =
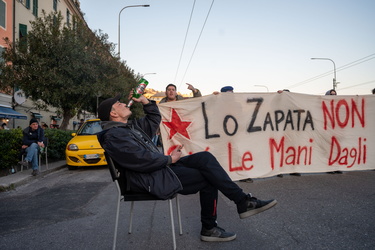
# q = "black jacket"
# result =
<box><xmin>97</xmin><ymin>101</ymin><xmax>182</xmax><ymax>199</ymax></box>
<box><xmin>22</xmin><ymin>126</ymin><xmax>44</xmax><ymax>146</ymax></box>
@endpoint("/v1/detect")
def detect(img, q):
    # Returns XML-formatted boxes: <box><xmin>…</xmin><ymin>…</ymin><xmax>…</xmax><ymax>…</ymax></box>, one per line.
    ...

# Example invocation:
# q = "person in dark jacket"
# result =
<box><xmin>157</xmin><ymin>83</ymin><xmax>201</xmax><ymax>147</ymax></box>
<box><xmin>18</xmin><ymin>118</ymin><xmax>45</xmax><ymax>176</ymax></box>
<box><xmin>159</xmin><ymin>83</ymin><xmax>201</xmax><ymax>103</ymax></box>
<box><xmin>97</xmin><ymin>94</ymin><xmax>277</xmax><ymax>242</ymax></box>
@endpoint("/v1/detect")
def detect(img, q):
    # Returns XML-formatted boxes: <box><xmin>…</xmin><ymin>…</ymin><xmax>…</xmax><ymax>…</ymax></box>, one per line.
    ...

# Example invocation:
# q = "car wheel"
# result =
<box><xmin>67</xmin><ymin>165</ymin><xmax>78</xmax><ymax>170</ymax></box>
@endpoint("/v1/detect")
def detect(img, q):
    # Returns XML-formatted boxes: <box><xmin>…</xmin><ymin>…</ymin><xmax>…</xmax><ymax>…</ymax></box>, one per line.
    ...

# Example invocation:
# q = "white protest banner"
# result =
<box><xmin>158</xmin><ymin>92</ymin><xmax>375</xmax><ymax>180</ymax></box>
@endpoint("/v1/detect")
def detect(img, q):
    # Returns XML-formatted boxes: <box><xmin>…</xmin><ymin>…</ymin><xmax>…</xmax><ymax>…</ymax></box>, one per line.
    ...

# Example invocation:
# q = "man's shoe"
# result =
<box><xmin>289</xmin><ymin>173</ymin><xmax>301</xmax><ymax>176</ymax></box>
<box><xmin>32</xmin><ymin>170</ymin><xmax>39</xmax><ymax>176</ymax></box>
<box><xmin>18</xmin><ymin>160</ymin><xmax>29</xmax><ymax>167</ymax></box>
<box><xmin>239</xmin><ymin>178</ymin><xmax>253</xmax><ymax>183</ymax></box>
<box><xmin>277</xmin><ymin>174</ymin><xmax>283</xmax><ymax>177</ymax></box>
<box><xmin>200</xmin><ymin>226</ymin><xmax>236</xmax><ymax>242</ymax></box>
<box><xmin>238</xmin><ymin>194</ymin><xmax>277</xmax><ymax>219</ymax></box>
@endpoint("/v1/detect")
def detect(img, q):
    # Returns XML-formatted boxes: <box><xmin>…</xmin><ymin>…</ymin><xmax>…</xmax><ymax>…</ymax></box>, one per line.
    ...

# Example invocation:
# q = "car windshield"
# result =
<box><xmin>77</xmin><ymin>121</ymin><xmax>102</xmax><ymax>135</ymax></box>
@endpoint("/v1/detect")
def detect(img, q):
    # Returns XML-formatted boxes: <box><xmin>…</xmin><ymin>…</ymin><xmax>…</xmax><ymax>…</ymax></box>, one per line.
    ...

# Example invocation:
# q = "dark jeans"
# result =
<box><xmin>171</xmin><ymin>151</ymin><xmax>246</xmax><ymax>229</ymax></box>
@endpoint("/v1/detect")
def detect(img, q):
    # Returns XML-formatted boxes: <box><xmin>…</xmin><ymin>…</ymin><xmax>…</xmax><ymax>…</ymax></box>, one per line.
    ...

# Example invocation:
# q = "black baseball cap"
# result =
<box><xmin>97</xmin><ymin>94</ymin><xmax>121</xmax><ymax>121</ymax></box>
<box><xmin>29</xmin><ymin>118</ymin><xmax>39</xmax><ymax>125</ymax></box>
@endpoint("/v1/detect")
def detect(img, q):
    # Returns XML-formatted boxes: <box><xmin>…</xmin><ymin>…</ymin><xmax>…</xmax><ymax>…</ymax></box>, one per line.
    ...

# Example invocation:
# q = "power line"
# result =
<box><xmin>314</xmin><ymin>79</ymin><xmax>375</xmax><ymax>95</ymax></box>
<box><xmin>173</xmin><ymin>0</ymin><xmax>197</xmax><ymax>84</ymax></box>
<box><xmin>338</xmin><ymin>80</ymin><xmax>375</xmax><ymax>91</ymax></box>
<box><xmin>178</xmin><ymin>0</ymin><xmax>215</xmax><ymax>90</ymax></box>
<box><xmin>337</xmin><ymin>56</ymin><xmax>375</xmax><ymax>72</ymax></box>
<box><xmin>287</xmin><ymin>53</ymin><xmax>375</xmax><ymax>89</ymax></box>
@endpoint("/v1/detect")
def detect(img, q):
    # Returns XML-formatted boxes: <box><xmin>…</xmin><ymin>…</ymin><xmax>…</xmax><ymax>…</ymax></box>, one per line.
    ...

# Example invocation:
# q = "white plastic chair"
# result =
<box><xmin>104</xmin><ymin>151</ymin><xmax>182</xmax><ymax>250</ymax></box>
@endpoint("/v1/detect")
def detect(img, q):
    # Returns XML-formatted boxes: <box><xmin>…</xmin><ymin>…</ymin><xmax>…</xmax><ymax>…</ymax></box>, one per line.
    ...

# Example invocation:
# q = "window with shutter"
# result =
<box><xmin>32</xmin><ymin>0</ymin><xmax>38</xmax><ymax>17</ymax></box>
<box><xmin>0</xmin><ymin>0</ymin><xmax>5</xmax><ymax>29</ymax></box>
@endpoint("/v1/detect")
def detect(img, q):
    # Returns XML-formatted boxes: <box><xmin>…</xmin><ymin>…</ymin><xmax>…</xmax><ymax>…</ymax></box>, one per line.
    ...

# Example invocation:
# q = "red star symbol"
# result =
<box><xmin>162</xmin><ymin>108</ymin><xmax>192</xmax><ymax>140</ymax></box>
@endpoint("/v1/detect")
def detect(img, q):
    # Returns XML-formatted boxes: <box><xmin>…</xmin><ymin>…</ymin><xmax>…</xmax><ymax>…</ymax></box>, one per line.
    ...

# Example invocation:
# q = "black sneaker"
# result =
<box><xmin>32</xmin><ymin>170</ymin><xmax>39</xmax><ymax>176</ymax></box>
<box><xmin>289</xmin><ymin>173</ymin><xmax>301</xmax><ymax>176</ymax></box>
<box><xmin>239</xmin><ymin>178</ymin><xmax>253</xmax><ymax>183</ymax></box>
<box><xmin>237</xmin><ymin>194</ymin><xmax>277</xmax><ymax>219</ymax></box>
<box><xmin>200</xmin><ymin>226</ymin><xmax>236</xmax><ymax>242</ymax></box>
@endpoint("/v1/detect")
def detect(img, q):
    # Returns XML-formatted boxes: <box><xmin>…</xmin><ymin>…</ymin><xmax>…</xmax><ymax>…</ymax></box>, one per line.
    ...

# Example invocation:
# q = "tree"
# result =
<box><xmin>0</xmin><ymin>11</ymin><xmax>137</xmax><ymax>130</ymax></box>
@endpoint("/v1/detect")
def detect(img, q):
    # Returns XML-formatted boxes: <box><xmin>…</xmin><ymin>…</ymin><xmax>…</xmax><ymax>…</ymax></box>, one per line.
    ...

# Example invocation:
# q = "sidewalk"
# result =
<box><xmin>0</xmin><ymin>160</ymin><xmax>67</xmax><ymax>191</ymax></box>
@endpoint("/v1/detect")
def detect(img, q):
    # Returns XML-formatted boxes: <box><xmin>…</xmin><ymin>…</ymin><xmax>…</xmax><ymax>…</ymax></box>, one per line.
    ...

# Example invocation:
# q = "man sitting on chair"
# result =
<box><xmin>18</xmin><ymin>118</ymin><xmax>45</xmax><ymax>176</ymax></box>
<box><xmin>96</xmin><ymin>93</ymin><xmax>277</xmax><ymax>242</ymax></box>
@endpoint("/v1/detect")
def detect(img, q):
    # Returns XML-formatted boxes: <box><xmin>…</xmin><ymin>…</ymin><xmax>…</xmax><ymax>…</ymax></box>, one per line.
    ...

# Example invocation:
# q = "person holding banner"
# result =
<box><xmin>276</xmin><ymin>89</ymin><xmax>302</xmax><ymax>178</ymax></box>
<box><xmin>213</xmin><ymin>85</ymin><xmax>234</xmax><ymax>95</ymax></box>
<box><xmin>325</xmin><ymin>89</ymin><xmax>337</xmax><ymax>96</ymax></box>
<box><xmin>97</xmin><ymin>94</ymin><xmax>277</xmax><ymax>242</ymax></box>
<box><xmin>159</xmin><ymin>83</ymin><xmax>201</xmax><ymax>103</ymax></box>
<box><xmin>213</xmin><ymin>85</ymin><xmax>254</xmax><ymax>183</ymax></box>
<box><xmin>325</xmin><ymin>89</ymin><xmax>342</xmax><ymax>174</ymax></box>
<box><xmin>157</xmin><ymin>83</ymin><xmax>201</xmax><ymax>147</ymax></box>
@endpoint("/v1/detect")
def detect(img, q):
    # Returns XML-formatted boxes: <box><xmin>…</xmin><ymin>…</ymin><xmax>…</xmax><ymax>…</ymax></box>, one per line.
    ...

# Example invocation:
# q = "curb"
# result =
<box><xmin>0</xmin><ymin>163</ymin><xmax>67</xmax><ymax>192</ymax></box>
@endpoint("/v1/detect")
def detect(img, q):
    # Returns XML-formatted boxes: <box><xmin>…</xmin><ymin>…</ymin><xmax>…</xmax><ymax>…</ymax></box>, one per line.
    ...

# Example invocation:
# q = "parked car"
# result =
<box><xmin>65</xmin><ymin>119</ymin><xmax>106</xmax><ymax>170</ymax></box>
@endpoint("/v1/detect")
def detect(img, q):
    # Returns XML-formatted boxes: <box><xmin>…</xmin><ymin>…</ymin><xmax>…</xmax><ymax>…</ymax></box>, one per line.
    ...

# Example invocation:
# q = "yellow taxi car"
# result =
<box><xmin>65</xmin><ymin>119</ymin><xmax>107</xmax><ymax>170</ymax></box>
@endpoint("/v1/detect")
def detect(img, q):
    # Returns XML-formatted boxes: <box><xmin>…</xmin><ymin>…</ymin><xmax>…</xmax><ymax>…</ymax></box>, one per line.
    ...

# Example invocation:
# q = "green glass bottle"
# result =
<box><xmin>127</xmin><ymin>78</ymin><xmax>149</xmax><ymax>107</ymax></box>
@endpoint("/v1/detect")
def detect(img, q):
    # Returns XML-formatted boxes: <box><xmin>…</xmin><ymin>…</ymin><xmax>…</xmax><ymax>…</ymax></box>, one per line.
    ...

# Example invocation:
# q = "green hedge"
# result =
<box><xmin>0</xmin><ymin>128</ymin><xmax>73</xmax><ymax>170</ymax></box>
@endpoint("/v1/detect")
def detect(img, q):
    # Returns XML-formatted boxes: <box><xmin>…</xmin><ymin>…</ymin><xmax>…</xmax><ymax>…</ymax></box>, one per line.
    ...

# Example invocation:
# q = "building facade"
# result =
<box><xmin>0</xmin><ymin>0</ymin><xmax>88</xmax><ymax>129</ymax></box>
<box><xmin>0</xmin><ymin>0</ymin><xmax>13</xmax><ymax>48</ymax></box>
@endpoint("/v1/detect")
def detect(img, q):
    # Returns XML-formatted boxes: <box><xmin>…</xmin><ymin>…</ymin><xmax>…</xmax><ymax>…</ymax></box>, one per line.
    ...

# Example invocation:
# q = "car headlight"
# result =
<box><xmin>67</xmin><ymin>144</ymin><xmax>79</xmax><ymax>151</ymax></box>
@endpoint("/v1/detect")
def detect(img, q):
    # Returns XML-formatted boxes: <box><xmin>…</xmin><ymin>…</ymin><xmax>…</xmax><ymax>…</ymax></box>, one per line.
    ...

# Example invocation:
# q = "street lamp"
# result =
<box><xmin>142</xmin><ymin>73</ymin><xmax>156</xmax><ymax>78</ymax></box>
<box><xmin>311</xmin><ymin>58</ymin><xmax>337</xmax><ymax>90</ymax></box>
<box><xmin>254</xmin><ymin>85</ymin><xmax>269</xmax><ymax>92</ymax></box>
<box><xmin>118</xmin><ymin>4</ymin><xmax>150</xmax><ymax>58</ymax></box>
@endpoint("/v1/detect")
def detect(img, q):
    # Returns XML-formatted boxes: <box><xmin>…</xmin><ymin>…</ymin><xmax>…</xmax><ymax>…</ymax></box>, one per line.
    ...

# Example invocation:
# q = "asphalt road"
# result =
<box><xmin>0</xmin><ymin>166</ymin><xmax>374</xmax><ymax>250</ymax></box>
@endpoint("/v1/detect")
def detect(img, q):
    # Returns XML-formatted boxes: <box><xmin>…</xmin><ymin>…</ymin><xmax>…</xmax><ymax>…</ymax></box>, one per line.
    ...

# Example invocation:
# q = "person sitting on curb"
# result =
<box><xmin>18</xmin><ymin>118</ymin><xmax>45</xmax><ymax>176</ymax></box>
<box><xmin>96</xmin><ymin>93</ymin><xmax>277</xmax><ymax>242</ymax></box>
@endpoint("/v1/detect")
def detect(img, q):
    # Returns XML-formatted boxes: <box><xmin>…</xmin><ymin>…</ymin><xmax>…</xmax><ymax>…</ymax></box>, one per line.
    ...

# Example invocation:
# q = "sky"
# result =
<box><xmin>79</xmin><ymin>0</ymin><xmax>375</xmax><ymax>96</ymax></box>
